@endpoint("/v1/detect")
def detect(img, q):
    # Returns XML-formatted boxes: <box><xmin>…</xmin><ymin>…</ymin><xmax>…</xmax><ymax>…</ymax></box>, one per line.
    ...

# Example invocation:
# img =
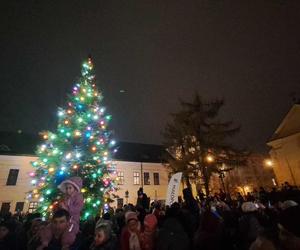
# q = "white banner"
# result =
<box><xmin>165</xmin><ymin>172</ymin><xmax>182</xmax><ymax>206</ymax></box>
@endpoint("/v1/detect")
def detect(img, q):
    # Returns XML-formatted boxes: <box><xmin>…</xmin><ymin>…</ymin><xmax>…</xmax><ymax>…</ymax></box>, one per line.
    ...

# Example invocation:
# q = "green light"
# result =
<box><xmin>46</xmin><ymin>190</ymin><xmax>51</xmax><ymax>195</ymax></box>
<box><xmin>33</xmin><ymin>162</ymin><xmax>38</xmax><ymax>166</ymax></box>
<box><xmin>78</xmin><ymin>117</ymin><xmax>83</xmax><ymax>123</ymax></box>
<box><xmin>43</xmin><ymin>206</ymin><xmax>48</xmax><ymax>211</ymax></box>
<box><xmin>92</xmin><ymin>173</ymin><xmax>97</xmax><ymax>178</ymax></box>
<box><xmin>96</xmin><ymin>200</ymin><xmax>100</xmax><ymax>205</ymax></box>
<box><xmin>86</xmin><ymin>197</ymin><xmax>91</xmax><ymax>203</ymax></box>
<box><xmin>43</xmin><ymin>158</ymin><xmax>48</xmax><ymax>163</ymax></box>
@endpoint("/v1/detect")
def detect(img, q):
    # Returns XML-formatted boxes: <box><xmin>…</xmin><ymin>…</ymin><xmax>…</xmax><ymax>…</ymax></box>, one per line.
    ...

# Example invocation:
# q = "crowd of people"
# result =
<box><xmin>1</xmin><ymin>181</ymin><xmax>300</xmax><ymax>250</ymax></box>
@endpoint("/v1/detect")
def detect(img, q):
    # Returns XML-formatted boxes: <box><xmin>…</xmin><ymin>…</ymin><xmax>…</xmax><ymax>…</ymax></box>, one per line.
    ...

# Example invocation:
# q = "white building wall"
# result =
<box><xmin>0</xmin><ymin>155</ymin><xmax>36</xmax><ymax>213</ymax></box>
<box><xmin>0</xmin><ymin>155</ymin><xmax>169</xmax><ymax>213</ymax></box>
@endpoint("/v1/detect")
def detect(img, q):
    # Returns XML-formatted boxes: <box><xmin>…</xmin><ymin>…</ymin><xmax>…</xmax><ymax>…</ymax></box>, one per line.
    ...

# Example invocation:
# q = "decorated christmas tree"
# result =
<box><xmin>28</xmin><ymin>57</ymin><xmax>117</xmax><ymax>219</ymax></box>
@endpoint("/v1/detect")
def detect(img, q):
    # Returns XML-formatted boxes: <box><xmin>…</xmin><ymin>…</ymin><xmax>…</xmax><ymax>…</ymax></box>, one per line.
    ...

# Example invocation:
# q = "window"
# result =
<box><xmin>117</xmin><ymin>171</ymin><xmax>124</xmax><ymax>185</ymax></box>
<box><xmin>133</xmin><ymin>172</ymin><xmax>140</xmax><ymax>185</ymax></box>
<box><xmin>28</xmin><ymin>202</ymin><xmax>38</xmax><ymax>213</ymax></box>
<box><xmin>144</xmin><ymin>172</ymin><xmax>150</xmax><ymax>185</ymax></box>
<box><xmin>0</xmin><ymin>203</ymin><xmax>11</xmax><ymax>214</ymax></box>
<box><xmin>6</xmin><ymin>169</ymin><xmax>19</xmax><ymax>185</ymax></box>
<box><xmin>15</xmin><ymin>202</ymin><xmax>24</xmax><ymax>212</ymax></box>
<box><xmin>154</xmin><ymin>173</ymin><xmax>160</xmax><ymax>185</ymax></box>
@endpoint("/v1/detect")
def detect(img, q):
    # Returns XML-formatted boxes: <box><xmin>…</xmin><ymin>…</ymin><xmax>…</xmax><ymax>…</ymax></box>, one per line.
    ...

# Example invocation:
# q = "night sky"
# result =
<box><xmin>1</xmin><ymin>0</ymin><xmax>300</xmax><ymax>152</ymax></box>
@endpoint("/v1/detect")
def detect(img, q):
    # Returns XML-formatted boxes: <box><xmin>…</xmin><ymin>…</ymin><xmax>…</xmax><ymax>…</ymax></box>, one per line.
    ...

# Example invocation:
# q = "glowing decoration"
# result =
<box><xmin>29</xmin><ymin>57</ymin><xmax>117</xmax><ymax>219</ymax></box>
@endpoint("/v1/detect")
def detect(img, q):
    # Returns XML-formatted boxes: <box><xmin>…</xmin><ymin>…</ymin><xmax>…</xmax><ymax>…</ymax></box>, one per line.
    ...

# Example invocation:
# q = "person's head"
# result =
<box><xmin>0</xmin><ymin>222</ymin><xmax>10</xmax><ymax>240</ymax></box>
<box><xmin>52</xmin><ymin>209</ymin><xmax>70</xmax><ymax>236</ymax></box>
<box><xmin>94</xmin><ymin>223</ymin><xmax>111</xmax><ymax>246</ymax></box>
<box><xmin>30</xmin><ymin>218</ymin><xmax>42</xmax><ymax>235</ymax></box>
<box><xmin>278</xmin><ymin>205</ymin><xmax>300</xmax><ymax>250</ymax></box>
<box><xmin>58</xmin><ymin>177</ymin><xmax>82</xmax><ymax>196</ymax></box>
<box><xmin>144</xmin><ymin>214</ymin><xmax>157</xmax><ymax>232</ymax></box>
<box><xmin>125</xmin><ymin>211</ymin><xmax>139</xmax><ymax>232</ymax></box>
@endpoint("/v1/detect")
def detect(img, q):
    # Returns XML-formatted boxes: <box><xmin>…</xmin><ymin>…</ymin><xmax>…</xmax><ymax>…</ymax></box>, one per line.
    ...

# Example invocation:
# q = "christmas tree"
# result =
<box><xmin>28</xmin><ymin>57</ymin><xmax>117</xmax><ymax>219</ymax></box>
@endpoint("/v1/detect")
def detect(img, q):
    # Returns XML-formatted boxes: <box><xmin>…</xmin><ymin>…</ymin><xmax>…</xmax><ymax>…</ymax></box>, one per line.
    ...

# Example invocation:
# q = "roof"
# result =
<box><xmin>268</xmin><ymin>104</ymin><xmax>300</xmax><ymax>143</ymax></box>
<box><xmin>0</xmin><ymin>131</ymin><xmax>168</xmax><ymax>163</ymax></box>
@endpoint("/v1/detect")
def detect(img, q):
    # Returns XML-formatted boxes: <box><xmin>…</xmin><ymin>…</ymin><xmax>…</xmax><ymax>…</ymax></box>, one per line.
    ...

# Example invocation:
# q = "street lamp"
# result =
<box><xmin>206</xmin><ymin>155</ymin><xmax>214</xmax><ymax>163</ymax></box>
<box><xmin>264</xmin><ymin>159</ymin><xmax>273</xmax><ymax>167</ymax></box>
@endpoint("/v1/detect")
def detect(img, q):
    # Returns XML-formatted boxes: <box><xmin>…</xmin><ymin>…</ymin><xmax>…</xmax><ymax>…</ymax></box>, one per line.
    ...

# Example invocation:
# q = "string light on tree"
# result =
<box><xmin>29</xmin><ymin>56</ymin><xmax>117</xmax><ymax>218</ymax></box>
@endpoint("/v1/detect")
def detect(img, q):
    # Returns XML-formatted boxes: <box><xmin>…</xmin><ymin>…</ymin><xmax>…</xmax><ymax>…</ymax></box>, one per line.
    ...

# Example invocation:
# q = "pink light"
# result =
<box><xmin>29</xmin><ymin>172</ymin><xmax>35</xmax><ymax>177</ymax></box>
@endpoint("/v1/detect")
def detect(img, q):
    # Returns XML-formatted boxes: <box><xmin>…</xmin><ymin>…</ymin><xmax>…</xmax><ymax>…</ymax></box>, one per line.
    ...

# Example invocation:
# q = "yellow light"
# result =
<box><xmin>67</xmin><ymin>109</ymin><xmax>72</xmax><ymax>114</ymax></box>
<box><xmin>49</xmin><ymin>205</ymin><xmax>53</xmax><ymax>210</ymax></box>
<box><xmin>104</xmin><ymin>151</ymin><xmax>108</xmax><ymax>156</ymax></box>
<box><xmin>82</xmin><ymin>88</ymin><xmax>86</xmax><ymax>93</ymax></box>
<box><xmin>92</xmin><ymin>146</ymin><xmax>97</xmax><ymax>151</ymax></box>
<box><xmin>49</xmin><ymin>167</ymin><xmax>55</xmax><ymax>173</ymax></box>
<box><xmin>64</xmin><ymin>120</ymin><xmax>69</xmax><ymax>125</ymax></box>
<box><xmin>94</xmin><ymin>92</ymin><xmax>98</xmax><ymax>96</ymax></box>
<box><xmin>101</xmin><ymin>126</ymin><xmax>106</xmax><ymax>129</ymax></box>
<box><xmin>73</xmin><ymin>165</ymin><xmax>78</xmax><ymax>169</ymax></box>
<box><xmin>75</xmin><ymin>131</ymin><xmax>81</xmax><ymax>137</ymax></box>
<box><xmin>43</xmin><ymin>134</ymin><xmax>48</xmax><ymax>140</ymax></box>
<box><xmin>80</xmin><ymin>97</ymin><xmax>85</xmax><ymax>101</ymax></box>
<box><xmin>81</xmin><ymin>188</ymin><xmax>87</xmax><ymax>193</ymax></box>
<box><xmin>206</xmin><ymin>155</ymin><xmax>214</xmax><ymax>163</ymax></box>
<box><xmin>34</xmin><ymin>194</ymin><xmax>39</xmax><ymax>198</ymax></box>
<box><xmin>264</xmin><ymin>159</ymin><xmax>273</xmax><ymax>167</ymax></box>
<box><xmin>33</xmin><ymin>189</ymin><xmax>38</xmax><ymax>194</ymax></box>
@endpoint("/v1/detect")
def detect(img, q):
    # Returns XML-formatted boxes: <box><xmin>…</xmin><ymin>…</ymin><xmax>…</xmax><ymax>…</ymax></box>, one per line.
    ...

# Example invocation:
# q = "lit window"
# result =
<box><xmin>154</xmin><ymin>173</ymin><xmax>160</xmax><ymax>185</ymax></box>
<box><xmin>28</xmin><ymin>202</ymin><xmax>38</xmax><ymax>213</ymax></box>
<box><xmin>144</xmin><ymin>172</ymin><xmax>150</xmax><ymax>185</ymax></box>
<box><xmin>117</xmin><ymin>171</ymin><xmax>124</xmax><ymax>185</ymax></box>
<box><xmin>6</xmin><ymin>169</ymin><xmax>19</xmax><ymax>186</ymax></box>
<box><xmin>133</xmin><ymin>172</ymin><xmax>140</xmax><ymax>185</ymax></box>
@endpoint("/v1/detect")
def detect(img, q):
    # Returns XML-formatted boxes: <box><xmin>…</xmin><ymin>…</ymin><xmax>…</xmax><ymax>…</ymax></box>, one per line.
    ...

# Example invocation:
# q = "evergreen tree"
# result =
<box><xmin>28</xmin><ymin>57</ymin><xmax>117</xmax><ymax>219</ymax></box>
<box><xmin>163</xmin><ymin>93</ymin><xmax>246</xmax><ymax>195</ymax></box>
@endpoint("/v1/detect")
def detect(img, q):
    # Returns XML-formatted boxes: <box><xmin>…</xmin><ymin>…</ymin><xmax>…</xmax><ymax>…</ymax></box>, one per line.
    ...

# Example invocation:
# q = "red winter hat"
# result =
<box><xmin>144</xmin><ymin>214</ymin><xmax>157</xmax><ymax>230</ymax></box>
<box><xmin>58</xmin><ymin>177</ymin><xmax>82</xmax><ymax>193</ymax></box>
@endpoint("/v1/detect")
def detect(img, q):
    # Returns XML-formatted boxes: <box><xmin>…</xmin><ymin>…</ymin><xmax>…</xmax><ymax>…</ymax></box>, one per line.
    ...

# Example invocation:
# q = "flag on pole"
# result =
<box><xmin>166</xmin><ymin>172</ymin><xmax>182</xmax><ymax>206</ymax></box>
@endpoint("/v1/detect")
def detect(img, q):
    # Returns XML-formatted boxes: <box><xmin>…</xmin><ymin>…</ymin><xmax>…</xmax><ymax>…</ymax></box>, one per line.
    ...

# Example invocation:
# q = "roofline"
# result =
<box><xmin>268</xmin><ymin>104</ymin><xmax>300</xmax><ymax>142</ymax></box>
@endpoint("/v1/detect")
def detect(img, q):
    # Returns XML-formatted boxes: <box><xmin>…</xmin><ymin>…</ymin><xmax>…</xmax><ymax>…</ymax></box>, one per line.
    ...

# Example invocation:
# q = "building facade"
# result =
<box><xmin>0</xmin><ymin>132</ymin><xmax>169</xmax><ymax>214</ymax></box>
<box><xmin>267</xmin><ymin>104</ymin><xmax>300</xmax><ymax>186</ymax></box>
<box><xmin>209</xmin><ymin>154</ymin><xmax>276</xmax><ymax>196</ymax></box>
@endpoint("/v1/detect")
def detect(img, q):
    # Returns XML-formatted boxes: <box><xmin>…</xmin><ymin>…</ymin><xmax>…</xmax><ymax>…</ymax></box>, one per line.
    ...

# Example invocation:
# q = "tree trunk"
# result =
<box><xmin>185</xmin><ymin>175</ymin><xmax>192</xmax><ymax>189</ymax></box>
<box><xmin>202</xmin><ymin>166</ymin><xmax>210</xmax><ymax>196</ymax></box>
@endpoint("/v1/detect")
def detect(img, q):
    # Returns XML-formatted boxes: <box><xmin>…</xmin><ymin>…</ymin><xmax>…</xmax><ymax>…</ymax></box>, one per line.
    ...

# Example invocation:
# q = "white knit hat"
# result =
<box><xmin>241</xmin><ymin>202</ymin><xmax>258</xmax><ymax>212</ymax></box>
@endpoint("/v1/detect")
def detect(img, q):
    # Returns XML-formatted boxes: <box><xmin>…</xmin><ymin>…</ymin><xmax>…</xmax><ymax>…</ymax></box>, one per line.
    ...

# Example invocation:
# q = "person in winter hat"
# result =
<box><xmin>121</xmin><ymin>211</ymin><xmax>142</xmax><ymax>250</ymax></box>
<box><xmin>140</xmin><ymin>214</ymin><xmax>158</xmax><ymax>250</ymax></box>
<box><xmin>90</xmin><ymin>222</ymin><xmax>117</xmax><ymax>250</ymax></box>
<box><xmin>38</xmin><ymin>176</ymin><xmax>84</xmax><ymax>249</ymax></box>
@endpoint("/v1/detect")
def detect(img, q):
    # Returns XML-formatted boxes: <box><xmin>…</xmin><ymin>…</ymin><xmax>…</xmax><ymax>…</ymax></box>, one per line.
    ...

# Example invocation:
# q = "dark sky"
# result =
<box><xmin>1</xmin><ymin>0</ymin><xmax>300</xmax><ymax>152</ymax></box>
